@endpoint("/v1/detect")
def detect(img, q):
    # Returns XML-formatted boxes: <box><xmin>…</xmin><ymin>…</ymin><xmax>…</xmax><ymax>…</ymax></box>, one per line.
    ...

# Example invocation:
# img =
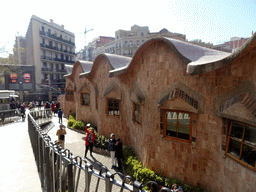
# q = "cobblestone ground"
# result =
<box><xmin>47</xmin><ymin>115</ymin><xmax>130</xmax><ymax>192</ymax></box>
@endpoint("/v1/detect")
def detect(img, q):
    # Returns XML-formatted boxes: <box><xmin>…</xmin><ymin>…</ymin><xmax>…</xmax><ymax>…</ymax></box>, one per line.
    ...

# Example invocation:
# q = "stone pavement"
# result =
<box><xmin>47</xmin><ymin>114</ymin><xmax>114</xmax><ymax>171</ymax></box>
<box><xmin>0</xmin><ymin>115</ymin><xmax>43</xmax><ymax>192</ymax></box>
<box><xmin>47</xmin><ymin>114</ymin><xmax>129</xmax><ymax>192</ymax></box>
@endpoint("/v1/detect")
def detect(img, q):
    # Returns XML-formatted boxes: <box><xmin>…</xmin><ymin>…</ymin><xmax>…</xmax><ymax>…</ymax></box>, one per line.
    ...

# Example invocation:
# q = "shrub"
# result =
<box><xmin>70</xmin><ymin>113</ymin><xmax>76</xmax><ymax>119</ymax></box>
<box><xmin>67</xmin><ymin>115</ymin><xmax>75</xmax><ymax>127</ymax></box>
<box><xmin>123</xmin><ymin>146</ymin><xmax>136</xmax><ymax>158</ymax></box>
<box><xmin>73</xmin><ymin>120</ymin><xmax>85</xmax><ymax>130</ymax></box>
<box><xmin>123</xmin><ymin>146</ymin><xmax>205</xmax><ymax>192</ymax></box>
<box><xmin>94</xmin><ymin>135</ymin><xmax>109</xmax><ymax>150</ymax></box>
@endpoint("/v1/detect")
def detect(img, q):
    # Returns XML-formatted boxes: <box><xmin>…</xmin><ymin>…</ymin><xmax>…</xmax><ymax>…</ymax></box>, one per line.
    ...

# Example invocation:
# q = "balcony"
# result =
<box><xmin>41</xmin><ymin>55</ymin><xmax>52</xmax><ymax>60</ymax></box>
<box><xmin>40</xmin><ymin>43</ymin><xmax>75</xmax><ymax>55</ymax></box>
<box><xmin>57</xmin><ymin>69</ymin><xmax>67</xmax><ymax>73</ymax></box>
<box><xmin>39</xmin><ymin>31</ymin><xmax>75</xmax><ymax>46</ymax></box>
<box><xmin>41</xmin><ymin>56</ymin><xmax>75</xmax><ymax>64</ymax></box>
<box><xmin>42</xmin><ymin>79</ymin><xmax>66</xmax><ymax>84</ymax></box>
<box><xmin>53</xmin><ymin>58</ymin><xmax>75</xmax><ymax>64</ymax></box>
<box><xmin>41</xmin><ymin>67</ymin><xmax>67</xmax><ymax>74</ymax></box>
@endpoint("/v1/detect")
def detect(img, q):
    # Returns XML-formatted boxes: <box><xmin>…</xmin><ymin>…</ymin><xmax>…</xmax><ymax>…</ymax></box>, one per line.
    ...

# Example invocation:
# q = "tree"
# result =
<box><xmin>13</xmin><ymin>47</ymin><xmax>26</xmax><ymax>64</ymax></box>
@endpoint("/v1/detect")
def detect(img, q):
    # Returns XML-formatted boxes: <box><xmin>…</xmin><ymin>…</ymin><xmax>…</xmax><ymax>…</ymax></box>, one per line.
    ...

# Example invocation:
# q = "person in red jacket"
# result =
<box><xmin>84</xmin><ymin>124</ymin><xmax>96</xmax><ymax>157</ymax></box>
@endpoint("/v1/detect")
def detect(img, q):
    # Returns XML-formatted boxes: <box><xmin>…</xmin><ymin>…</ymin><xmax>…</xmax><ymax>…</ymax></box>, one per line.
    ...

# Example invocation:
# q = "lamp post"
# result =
<box><xmin>48</xmin><ymin>75</ymin><xmax>52</xmax><ymax>102</ymax></box>
<box><xmin>19</xmin><ymin>81</ymin><xmax>23</xmax><ymax>102</ymax></box>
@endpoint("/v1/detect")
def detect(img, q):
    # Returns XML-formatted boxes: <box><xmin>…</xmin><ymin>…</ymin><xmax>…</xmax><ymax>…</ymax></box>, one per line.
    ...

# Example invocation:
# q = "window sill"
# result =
<box><xmin>107</xmin><ymin>114</ymin><xmax>120</xmax><ymax>117</ymax></box>
<box><xmin>226</xmin><ymin>153</ymin><xmax>256</xmax><ymax>171</ymax></box>
<box><xmin>162</xmin><ymin>135</ymin><xmax>192</xmax><ymax>143</ymax></box>
<box><xmin>133</xmin><ymin>121</ymin><xmax>142</xmax><ymax>128</ymax></box>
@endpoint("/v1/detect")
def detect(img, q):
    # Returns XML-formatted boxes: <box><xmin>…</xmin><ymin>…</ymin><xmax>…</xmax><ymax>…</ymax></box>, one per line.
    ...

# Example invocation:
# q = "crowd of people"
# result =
<box><xmin>9</xmin><ymin>97</ymin><xmax>61</xmax><ymax>112</ymax></box>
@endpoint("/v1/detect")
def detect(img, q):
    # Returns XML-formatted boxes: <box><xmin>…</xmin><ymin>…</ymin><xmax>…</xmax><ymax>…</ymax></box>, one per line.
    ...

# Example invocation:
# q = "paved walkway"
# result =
<box><xmin>0</xmin><ymin>116</ymin><xmax>42</xmax><ymax>192</ymax></box>
<box><xmin>0</xmin><ymin>112</ymin><xmax>119</xmax><ymax>192</ymax></box>
<box><xmin>47</xmin><ymin>114</ymin><xmax>113</xmax><ymax>170</ymax></box>
<box><xmin>47</xmin><ymin>115</ymin><xmax>121</xmax><ymax>192</ymax></box>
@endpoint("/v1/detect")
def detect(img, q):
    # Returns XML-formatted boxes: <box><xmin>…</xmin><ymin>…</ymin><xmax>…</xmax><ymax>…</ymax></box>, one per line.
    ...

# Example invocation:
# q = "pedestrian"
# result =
<box><xmin>56</xmin><ymin>124</ymin><xmax>66</xmax><ymax>149</ymax></box>
<box><xmin>115</xmin><ymin>138</ymin><xmax>124</xmax><ymax>172</ymax></box>
<box><xmin>51</xmin><ymin>102</ymin><xmax>56</xmax><ymax>116</ymax></box>
<box><xmin>84</xmin><ymin>124</ymin><xmax>96</xmax><ymax>158</ymax></box>
<box><xmin>58</xmin><ymin>108</ymin><xmax>63</xmax><ymax>124</ymax></box>
<box><xmin>171</xmin><ymin>184</ymin><xmax>183</xmax><ymax>192</ymax></box>
<box><xmin>56</xmin><ymin>101</ymin><xmax>60</xmax><ymax>110</ymax></box>
<box><xmin>108</xmin><ymin>133</ymin><xmax>116</xmax><ymax>169</ymax></box>
<box><xmin>38</xmin><ymin>99</ymin><xmax>41</xmax><ymax>110</ymax></box>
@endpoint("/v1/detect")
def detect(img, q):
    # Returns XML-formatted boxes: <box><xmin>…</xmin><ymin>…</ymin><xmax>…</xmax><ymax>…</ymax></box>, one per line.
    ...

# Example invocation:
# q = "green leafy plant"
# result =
<box><xmin>123</xmin><ymin>146</ymin><xmax>205</xmax><ymax>192</ymax></box>
<box><xmin>67</xmin><ymin>115</ymin><xmax>75</xmax><ymax>127</ymax></box>
<box><xmin>73</xmin><ymin>120</ymin><xmax>85</xmax><ymax>130</ymax></box>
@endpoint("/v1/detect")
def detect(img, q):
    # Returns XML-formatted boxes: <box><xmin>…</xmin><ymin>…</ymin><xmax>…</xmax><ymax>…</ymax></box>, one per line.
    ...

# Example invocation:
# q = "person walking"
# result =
<box><xmin>84</xmin><ymin>124</ymin><xmax>96</xmax><ymax>158</ymax></box>
<box><xmin>38</xmin><ymin>99</ymin><xmax>41</xmax><ymax>110</ymax></box>
<box><xmin>108</xmin><ymin>133</ymin><xmax>116</xmax><ymax>169</ymax></box>
<box><xmin>115</xmin><ymin>138</ymin><xmax>124</xmax><ymax>172</ymax></box>
<box><xmin>58</xmin><ymin>108</ymin><xmax>63</xmax><ymax>124</ymax></box>
<box><xmin>56</xmin><ymin>124</ymin><xmax>67</xmax><ymax>149</ymax></box>
<box><xmin>51</xmin><ymin>102</ymin><xmax>56</xmax><ymax>116</ymax></box>
<box><xmin>56</xmin><ymin>101</ymin><xmax>60</xmax><ymax>110</ymax></box>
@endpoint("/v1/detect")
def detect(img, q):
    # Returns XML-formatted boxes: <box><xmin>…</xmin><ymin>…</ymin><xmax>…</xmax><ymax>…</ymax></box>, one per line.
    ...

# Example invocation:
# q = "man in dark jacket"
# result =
<box><xmin>115</xmin><ymin>138</ymin><xmax>124</xmax><ymax>172</ymax></box>
<box><xmin>108</xmin><ymin>133</ymin><xmax>116</xmax><ymax>169</ymax></box>
<box><xmin>58</xmin><ymin>108</ymin><xmax>63</xmax><ymax>124</ymax></box>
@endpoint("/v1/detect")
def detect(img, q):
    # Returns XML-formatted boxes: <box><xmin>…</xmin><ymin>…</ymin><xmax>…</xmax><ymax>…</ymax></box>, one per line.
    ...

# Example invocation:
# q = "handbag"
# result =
<box><xmin>60</xmin><ymin>135</ymin><xmax>65</xmax><ymax>140</ymax></box>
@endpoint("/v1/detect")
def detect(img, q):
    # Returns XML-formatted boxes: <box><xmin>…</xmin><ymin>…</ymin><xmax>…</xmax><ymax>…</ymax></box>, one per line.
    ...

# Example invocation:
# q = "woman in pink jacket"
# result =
<box><xmin>84</xmin><ymin>124</ymin><xmax>96</xmax><ymax>157</ymax></box>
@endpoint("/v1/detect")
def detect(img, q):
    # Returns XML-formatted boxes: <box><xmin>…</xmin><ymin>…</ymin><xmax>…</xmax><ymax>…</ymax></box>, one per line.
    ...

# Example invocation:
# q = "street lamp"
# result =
<box><xmin>47</xmin><ymin>75</ymin><xmax>52</xmax><ymax>102</ymax></box>
<box><xmin>19</xmin><ymin>81</ymin><xmax>23</xmax><ymax>102</ymax></box>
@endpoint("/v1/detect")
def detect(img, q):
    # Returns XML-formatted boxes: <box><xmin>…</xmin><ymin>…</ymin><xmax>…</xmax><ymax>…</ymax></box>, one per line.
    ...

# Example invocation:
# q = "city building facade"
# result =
<box><xmin>25</xmin><ymin>15</ymin><xmax>75</xmax><ymax>95</ymax></box>
<box><xmin>61</xmin><ymin>34</ymin><xmax>256</xmax><ymax>191</ymax></box>
<box><xmin>213</xmin><ymin>37</ymin><xmax>249</xmax><ymax>53</ymax></box>
<box><xmin>78</xmin><ymin>36</ymin><xmax>115</xmax><ymax>61</ymax></box>
<box><xmin>81</xmin><ymin>25</ymin><xmax>186</xmax><ymax>61</ymax></box>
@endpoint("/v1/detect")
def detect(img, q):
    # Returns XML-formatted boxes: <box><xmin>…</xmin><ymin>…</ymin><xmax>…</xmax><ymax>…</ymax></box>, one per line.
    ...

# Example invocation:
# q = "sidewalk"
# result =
<box><xmin>48</xmin><ymin>115</ymin><xmax>123</xmax><ymax>192</ymax></box>
<box><xmin>0</xmin><ymin>118</ymin><xmax>43</xmax><ymax>192</ymax></box>
<box><xmin>48</xmin><ymin>114</ymin><xmax>113</xmax><ymax>170</ymax></box>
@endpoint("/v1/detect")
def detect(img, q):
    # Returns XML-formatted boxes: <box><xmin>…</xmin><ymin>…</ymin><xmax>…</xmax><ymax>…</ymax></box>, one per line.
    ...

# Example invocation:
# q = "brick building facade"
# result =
<box><xmin>62</xmin><ymin>34</ymin><xmax>256</xmax><ymax>191</ymax></box>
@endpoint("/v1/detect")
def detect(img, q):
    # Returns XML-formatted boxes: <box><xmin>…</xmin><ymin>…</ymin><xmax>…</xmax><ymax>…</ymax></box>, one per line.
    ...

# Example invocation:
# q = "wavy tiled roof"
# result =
<box><xmin>64</xmin><ymin>60</ymin><xmax>93</xmax><ymax>78</ymax></box>
<box><xmin>64</xmin><ymin>64</ymin><xmax>74</xmax><ymax>75</ymax></box>
<box><xmin>80</xmin><ymin>53</ymin><xmax>132</xmax><ymax>77</ymax></box>
<box><xmin>67</xmin><ymin>33</ymin><xmax>256</xmax><ymax>78</ymax></box>
<box><xmin>109</xmin><ymin>33</ymin><xmax>256</xmax><ymax>76</ymax></box>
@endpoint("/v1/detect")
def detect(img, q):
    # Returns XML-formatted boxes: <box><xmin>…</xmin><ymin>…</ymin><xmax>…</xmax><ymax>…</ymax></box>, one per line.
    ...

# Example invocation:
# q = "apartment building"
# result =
<box><xmin>79</xmin><ymin>36</ymin><xmax>115</xmax><ymax>61</ymax></box>
<box><xmin>26</xmin><ymin>15</ymin><xmax>75</xmax><ymax>94</ymax></box>
<box><xmin>82</xmin><ymin>25</ymin><xmax>186</xmax><ymax>61</ymax></box>
<box><xmin>213</xmin><ymin>37</ymin><xmax>249</xmax><ymax>53</ymax></box>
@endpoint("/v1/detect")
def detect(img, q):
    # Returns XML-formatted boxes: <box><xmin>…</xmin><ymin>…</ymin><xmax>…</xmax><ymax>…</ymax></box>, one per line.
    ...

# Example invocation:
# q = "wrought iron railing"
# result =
<box><xmin>0</xmin><ymin>109</ymin><xmax>21</xmax><ymax>124</ymax></box>
<box><xmin>28</xmin><ymin>110</ymin><xmax>171</xmax><ymax>192</ymax></box>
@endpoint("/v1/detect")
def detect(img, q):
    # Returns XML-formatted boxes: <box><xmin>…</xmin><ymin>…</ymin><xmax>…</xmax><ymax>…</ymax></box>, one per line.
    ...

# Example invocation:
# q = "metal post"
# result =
<box><xmin>133</xmin><ymin>181</ymin><xmax>143</xmax><ymax>192</ymax></box>
<box><xmin>45</xmin><ymin>145</ymin><xmax>52</xmax><ymax>192</ymax></box>
<box><xmin>40</xmin><ymin>137</ymin><xmax>45</xmax><ymax>188</ymax></box>
<box><xmin>84</xmin><ymin>163</ymin><xmax>92</xmax><ymax>192</ymax></box>
<box><xmin>105</xmin><ymin>171</ymin><xmax>113</xmax><ymax>192</ymax></box>
<box><xmin>67</xmin><ymin>162</ymin><xmax>74</xmax><ymax>192</ymax></box>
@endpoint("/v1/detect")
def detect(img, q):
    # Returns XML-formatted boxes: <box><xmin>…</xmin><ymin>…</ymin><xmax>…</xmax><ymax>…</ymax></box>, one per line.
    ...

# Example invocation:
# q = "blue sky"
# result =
<box><xmin>0</xmin><ymin>0</ymin><xmax>255</xmax><ymax>57</ymax></box>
